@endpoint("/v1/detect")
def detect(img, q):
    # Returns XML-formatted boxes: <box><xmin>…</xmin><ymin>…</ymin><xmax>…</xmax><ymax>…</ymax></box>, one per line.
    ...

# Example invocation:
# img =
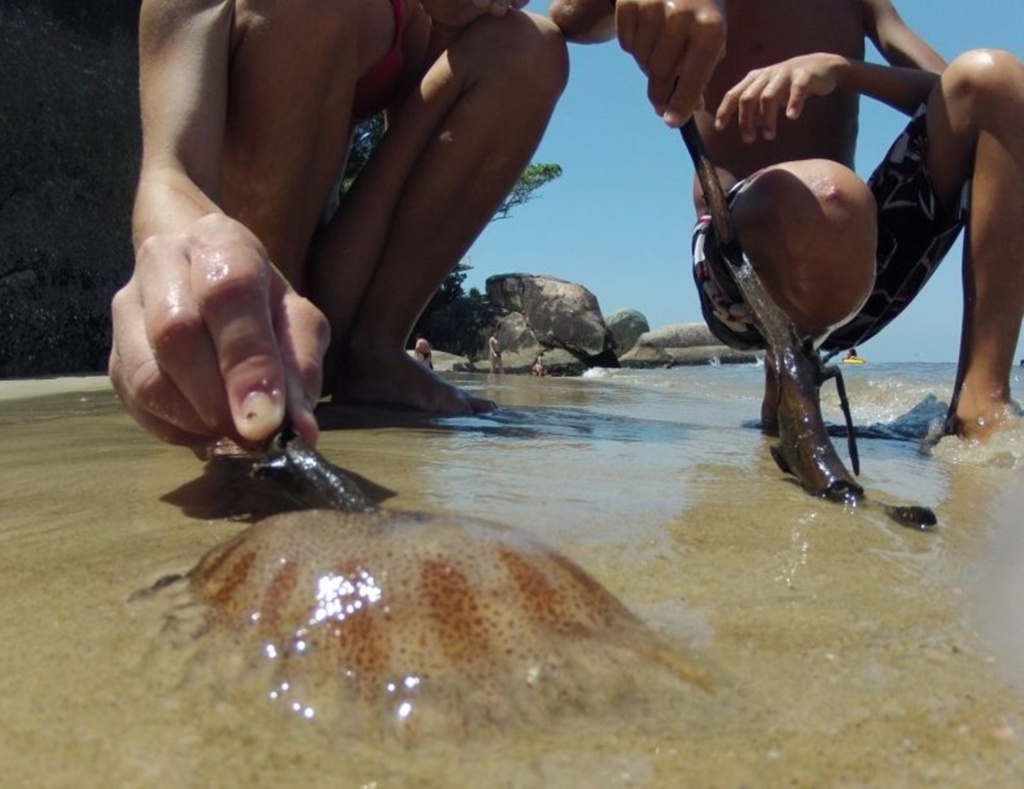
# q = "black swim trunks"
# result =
<box><xmin>692</xmin><ymin>105</ymin><xmax>970</xmax><ymax>353</ymax></box>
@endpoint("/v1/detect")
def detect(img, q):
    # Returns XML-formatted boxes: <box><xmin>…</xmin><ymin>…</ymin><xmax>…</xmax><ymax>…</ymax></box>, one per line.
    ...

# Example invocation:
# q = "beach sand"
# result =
<box><xmin>1</xmin><ymin>371</ymin><xmax>1022</xmax><ymax>787</ymax></box>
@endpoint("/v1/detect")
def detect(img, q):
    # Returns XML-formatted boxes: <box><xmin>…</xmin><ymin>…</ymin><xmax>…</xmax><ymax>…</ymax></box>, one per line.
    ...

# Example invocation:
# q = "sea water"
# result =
<box><xmin>1</xmin><ymin>363</ymin><xmax>1023</xmax><ymax>787</ymax></box>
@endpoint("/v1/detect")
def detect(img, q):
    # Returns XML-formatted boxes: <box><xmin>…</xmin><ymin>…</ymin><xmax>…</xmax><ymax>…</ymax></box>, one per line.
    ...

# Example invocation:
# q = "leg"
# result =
<box><xmin>312</xmin><ymin>12</ymin><xmax>568</xmax><ymax>413</ymax></box>
<box><xmin>219</xmin><ymin>0</ymin><xmax>398</xmax><ymax>281</ymax></box>
<box><xmin>728</xmin><ymin>160</ymin><xmax>878</xmax><ymax>431</ymax></box>
<box><xmin>925</xmin><ymin>50</ymin><xmax>1024</xmax><ymax>439</ymax></box>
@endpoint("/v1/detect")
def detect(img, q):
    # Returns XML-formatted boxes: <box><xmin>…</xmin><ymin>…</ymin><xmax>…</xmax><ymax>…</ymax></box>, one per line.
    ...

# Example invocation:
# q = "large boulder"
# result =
<box><xmin>492</xmin><ymin>313</ymin><xmax>545</xmax><ymax>372</ymax></box>
<box><xmin>485</xmin><ymin>274</ymin><xmax>616</xmax><ymax>366</ymax></box>
<box><xmin>618</xmin><ymin>321</ymin><xmax>760</xmax><ymax>368</ymax></box>
<box><xmin>634</xmin><ymin>323</ymin><xmax>719</xmax><ymax>349</ymax></box>
<box><xmin>605</xmin><ymin>308</ymin><xmax>650</xmax><ymax>355</ymax></box>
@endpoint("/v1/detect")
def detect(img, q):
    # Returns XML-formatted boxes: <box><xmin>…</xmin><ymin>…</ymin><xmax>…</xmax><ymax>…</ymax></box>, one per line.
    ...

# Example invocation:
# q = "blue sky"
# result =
<box><xmin>464</xmin><ymin>0</ymin><xmax>1023</xmax><ymax>364</ymax></box>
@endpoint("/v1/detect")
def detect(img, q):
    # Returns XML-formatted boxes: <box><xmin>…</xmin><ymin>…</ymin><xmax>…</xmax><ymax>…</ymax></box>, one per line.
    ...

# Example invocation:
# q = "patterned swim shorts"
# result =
<box><xmin>692</xmin><ymin>105</ymin><xmax>970</xmax><ymax>353</ymax></box>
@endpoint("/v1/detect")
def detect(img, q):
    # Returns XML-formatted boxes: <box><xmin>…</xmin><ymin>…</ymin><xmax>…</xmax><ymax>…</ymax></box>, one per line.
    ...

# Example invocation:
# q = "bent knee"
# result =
<box><xmin>732</xmin><ymin>161</ymin><xmax>876</xmax><ymax>334</ymax></box>
<box><xmin>735</xmin><ymin>160</ymin><xmax>875</xmax><ymax>236</ymax></box>
<box><xmin>942</xmin><ymin>49</ymin><xmax>1024</xmax><ymax>109</ymax></box>
<box><xmin>458</xmin><ymin>12</ymin><xmax>569</xmax><ymax>101</ymax></box>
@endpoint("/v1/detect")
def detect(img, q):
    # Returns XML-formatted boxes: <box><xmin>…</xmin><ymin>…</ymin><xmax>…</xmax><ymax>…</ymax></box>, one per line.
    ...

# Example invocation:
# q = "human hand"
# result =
<box><xmin>714</xmin><ymin>53</ymin><xmax>846</xmax><ymax>142</ymax></box>
<box><xmin>613</xmin><ymin>0</ymin><xmax>725</xmax><ymax>127</ymax></box>
<box><xmin>109</xmin><ymin>213</ymin><xmax>330</xmax><ymax>455</ymax></box>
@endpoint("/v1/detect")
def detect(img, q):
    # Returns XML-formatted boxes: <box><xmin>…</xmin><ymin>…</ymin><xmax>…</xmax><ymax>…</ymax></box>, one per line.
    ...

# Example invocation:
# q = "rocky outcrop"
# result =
<box><xmin>618</xmin><ymin>322</ymin><xmax>760</xmax><ymax>368</ymax></box>
<box><xmin>633</xmin><ymin>323</ymin><xmax>719</xmax><ymax>349</ymax></box>
<box><xmin>1</xmin><ymin>2</ymin><xmax>140</xmax><ymax>377</ymax></box>
<box><xmin>605</xmin><ymin>308</ymin><xmax>650</xmax><ymax>355</ymax></box>
<box><xmin>485</xmin><ymin>274</ymin><xmax>617</xmax><ymax>370</ymax></box>
<box><xmin>422</xmin><ymin>278</ymin><xmax>758</xmax><ymax>375</ymax></box>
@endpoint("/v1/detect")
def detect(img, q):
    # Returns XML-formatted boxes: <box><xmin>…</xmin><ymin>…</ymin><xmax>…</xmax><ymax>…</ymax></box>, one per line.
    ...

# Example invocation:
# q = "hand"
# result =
<box><xmin>714</xmin><ymin>53</ymin><xmax>846</xmax><ymax>142</ymax></box>
<box><xmin>109</xmin><ymin>213</ymin><xmax>330</xmax><ymax>454</ymax></box>
<box><xmin>614</xmin><ymin>0</ymin><xmax>725</xmax><ymax>127</ymax></box>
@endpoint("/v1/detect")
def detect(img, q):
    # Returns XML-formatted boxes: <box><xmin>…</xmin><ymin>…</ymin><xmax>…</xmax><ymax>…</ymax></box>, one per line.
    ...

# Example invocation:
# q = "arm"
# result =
<box><xmin>549</xmin><ymin>0</ymin><xmax>617</xmax><ymax>43</ymax></box>
<box><xmin>110</xmin><ymin>0</ymin><xmax>327</xmax><ymax>453</ymax></box>
<box><xmin>862</xmin><ymin>0</ymin><xmax>946</xmax><ymax>73</ymax></box>
<box><xmin>856</xmin><ymin>0</ymin><xmax>945</xmax><ymax>110</ymax></box>
<box><xmin>550</xmin><ymin>0</ymin><xmax>726</xmax><ymax>127</ymax></box>
<box><xmin>132</xmin><ymin>0</ymin><xmax>231</xmax><ymax>243</ymax></box>
<box><xmin>715</xmin><ymin>0</ymin><xmax>946</xmax><ymax>141</ymax></box>
<box><xmin>715</xmin><ymin>55</ymin><xmax>941</xmax><ymax>141</ymax></box>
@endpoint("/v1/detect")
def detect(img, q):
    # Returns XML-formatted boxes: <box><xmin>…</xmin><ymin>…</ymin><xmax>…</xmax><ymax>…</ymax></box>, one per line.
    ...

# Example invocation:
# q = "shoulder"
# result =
<box><xmin>141</xmin><ymin>0</ymin><xmax>234</xmax><ymax>32</ymax></box>
<box><xmin>140</xmin><ymin>0</ymin><xmax>234</xmax><ymax>55</ymax></box>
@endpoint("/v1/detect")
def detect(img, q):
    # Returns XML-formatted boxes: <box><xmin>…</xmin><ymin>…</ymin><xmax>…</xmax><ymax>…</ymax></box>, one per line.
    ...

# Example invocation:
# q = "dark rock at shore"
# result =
<box><xmin>1</xmin><ymin>1</ymin><xmax>141</xmax><ymax>377</ymax></box>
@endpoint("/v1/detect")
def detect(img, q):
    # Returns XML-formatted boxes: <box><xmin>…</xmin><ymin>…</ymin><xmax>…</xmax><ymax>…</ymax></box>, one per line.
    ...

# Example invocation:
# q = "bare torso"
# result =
<box><xmin>695</xmin><ymin>0</ymin><xmax>868</xmax><ymax>197</ymax></box>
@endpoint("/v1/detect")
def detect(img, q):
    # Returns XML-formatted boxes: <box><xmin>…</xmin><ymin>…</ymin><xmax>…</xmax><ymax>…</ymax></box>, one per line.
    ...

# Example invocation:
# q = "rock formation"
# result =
<box><xmin>1</xmin><ymin>1</ymin><xmax>140</xmax><ymax>377</ymax></box>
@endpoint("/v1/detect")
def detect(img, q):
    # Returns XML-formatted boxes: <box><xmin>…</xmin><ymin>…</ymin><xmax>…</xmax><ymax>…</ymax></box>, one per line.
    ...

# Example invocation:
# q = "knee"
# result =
<box><xmin>732</xmin><ymin>161</ymin><xmax>877</xmax><ymax>335</ymax></box>
<box><xmin>941</xmin><ymin>49</ymin><xmax>1024</xmax><ymax>115</ymax></box>
<box><xmin>734</xmin><ymin>160</ymin><xmax>876</xmax><ymax>253</ymax></box>
<box><xmin>461</xmin><ymin>13</ymin><xmax>569</xmax><ymax>106</ymax></box>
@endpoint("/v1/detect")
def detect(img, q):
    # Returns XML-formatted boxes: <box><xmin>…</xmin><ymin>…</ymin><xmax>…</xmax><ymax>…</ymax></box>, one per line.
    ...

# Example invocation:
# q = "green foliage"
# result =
<box><xmin>492</xmin><ymin>162</ymin><xmax>564</xmax><ymax>221</ymax></box>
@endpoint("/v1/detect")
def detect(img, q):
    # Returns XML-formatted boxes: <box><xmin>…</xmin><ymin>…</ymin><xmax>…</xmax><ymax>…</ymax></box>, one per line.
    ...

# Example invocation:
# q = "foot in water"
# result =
<box><xmin>330</xmin><ymin>346</ymin><xmax>496</xmax><ymax>415</ymax></box>
<box><xmin>948</xmin><ymin>399</ymin><xmax>1024</xmax><ymax>441</ymax></box>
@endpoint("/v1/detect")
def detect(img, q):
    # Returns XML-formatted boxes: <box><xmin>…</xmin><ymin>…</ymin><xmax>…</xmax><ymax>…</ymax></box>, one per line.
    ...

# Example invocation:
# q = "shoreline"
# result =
<box><xmin>0</xmin><ymin>375</ymin><xmax>113</xmax><ymax>402</ymax></box>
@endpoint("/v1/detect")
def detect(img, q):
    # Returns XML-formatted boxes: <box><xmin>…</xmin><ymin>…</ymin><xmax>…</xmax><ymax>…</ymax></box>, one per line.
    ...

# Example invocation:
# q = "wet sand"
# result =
<box><xmin>1</xmin><ymin>371</ymin><xmax>1023</xmax><ymax>787</ymax></box>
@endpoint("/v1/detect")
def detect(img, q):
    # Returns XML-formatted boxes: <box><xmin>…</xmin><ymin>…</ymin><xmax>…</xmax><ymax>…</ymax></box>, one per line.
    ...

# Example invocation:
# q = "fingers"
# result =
<box><xmin>273</xmin><ymin>284</ymin><xmax>331</xmax><ymax>447</ymax></box>
<box><xmin>785</xmin><ymin>71</ymin><xmax>811</xmax><ymax>120</ymax></box>
<box><xmin>617</xmin><ymin>0</ymin><xmax>725</xmax><ymax>127</ymax></box>
<box><xmin>716</xmin><ymin>56</ymin><xmax>832</xmax><ymax>140</ymax></box>
<box><xmin>109</xmin><ymin>280</ymin><xmax>215</xmax><ymax>446</ymax></box>
<box><xmin>718</xmin><ymin>69</ymin><xmax>795</xmax><ymax>141</ymax></box>
<box><xmin>188</xmin><ymin>219</ymin><xmax>287</xmax><ymax>444</ymax></box>
<box><xmin>658</xmin><ymin>5</ymin><xmax>725</xmax><ymax>126</ymax></box>
<box><xmin>112</xmin><ymin>214</ymin><xmax>329</xmax><ymax>454</ymax></box>
<box><xmin>135</xmin><ymin>233</ymin><xmax>235</xmax><ymax>436</ymax></box>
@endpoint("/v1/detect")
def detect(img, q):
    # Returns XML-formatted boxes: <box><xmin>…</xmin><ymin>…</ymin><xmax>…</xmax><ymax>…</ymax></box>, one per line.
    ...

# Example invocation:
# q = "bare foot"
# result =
<box><xmin>949</xmin><ymin>400</ymin><xmax>1023</xmax><ymax>441</ymax></box>
<box><xmin>330</xmin><ymin>347</ymin><xmax>496</xmax><ymax>415</ymax></box>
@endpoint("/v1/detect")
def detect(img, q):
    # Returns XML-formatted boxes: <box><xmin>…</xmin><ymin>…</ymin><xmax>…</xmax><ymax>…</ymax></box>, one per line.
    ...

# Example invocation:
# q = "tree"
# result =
<box><xmin>492</xmin><ymin>162</ymin><xmax>563</xmax><ymax>221</ymax></box>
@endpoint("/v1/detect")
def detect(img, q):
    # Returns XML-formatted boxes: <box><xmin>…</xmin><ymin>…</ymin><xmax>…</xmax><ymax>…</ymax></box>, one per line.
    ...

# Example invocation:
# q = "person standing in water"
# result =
<box><xmin>488</xmin><ymin>328</ymin><xmax>504</xmax><ymax>374</ymax></box>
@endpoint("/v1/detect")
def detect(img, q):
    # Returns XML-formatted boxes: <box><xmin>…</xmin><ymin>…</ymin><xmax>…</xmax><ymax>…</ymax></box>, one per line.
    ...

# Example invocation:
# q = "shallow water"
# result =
<box><xmin>2</xmin><ymin>364</ymin><xmax>1024</xmax><ymax>787</ymax></box>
